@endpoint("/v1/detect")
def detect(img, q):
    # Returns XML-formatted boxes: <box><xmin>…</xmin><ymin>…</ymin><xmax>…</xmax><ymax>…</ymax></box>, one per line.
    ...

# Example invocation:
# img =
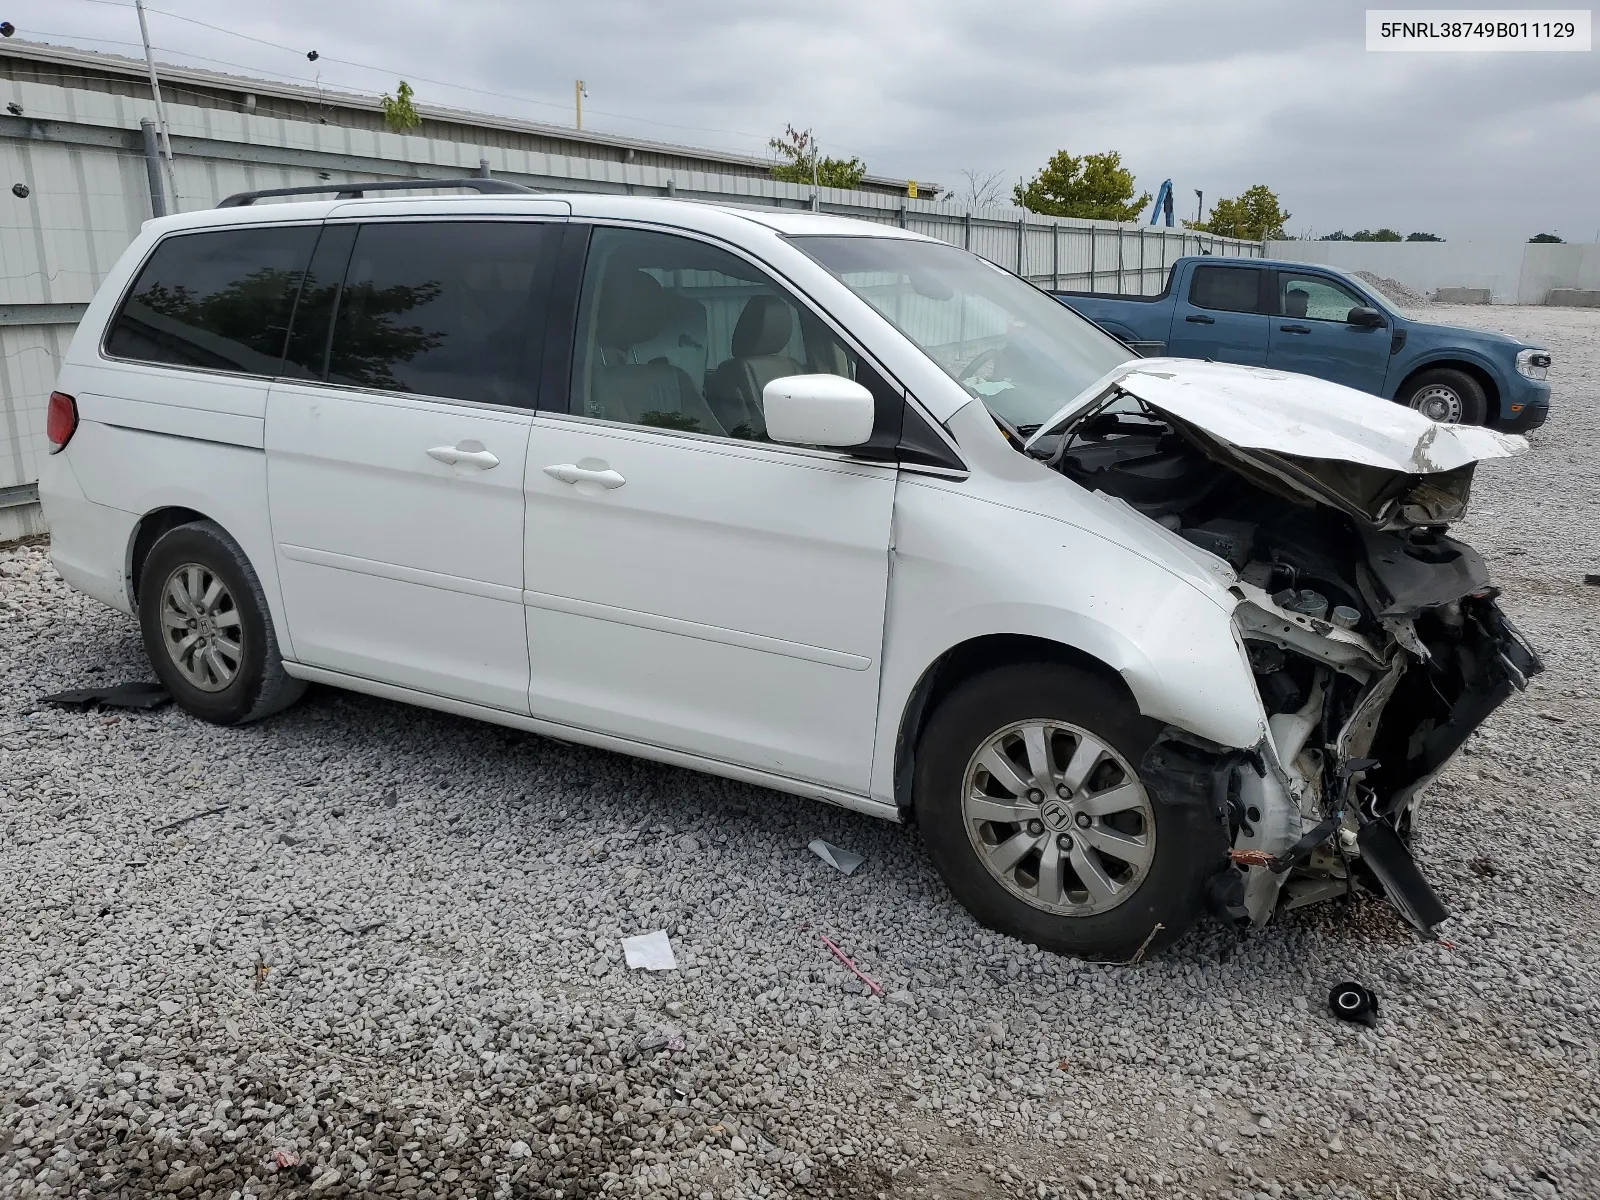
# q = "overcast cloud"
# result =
<box><xmin>23</xmin><ymin>0</ymin><xmax>1600</xmax><ymax>240</ymax></box>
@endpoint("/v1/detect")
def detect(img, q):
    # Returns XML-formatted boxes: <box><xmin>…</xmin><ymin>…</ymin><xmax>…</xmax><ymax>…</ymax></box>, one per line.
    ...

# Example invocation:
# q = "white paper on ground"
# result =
<box><xmin>808</xmin><ymin>838</ymin><xmax>865</xmax><ymax>876</ymax></box>
<box><xmin>621</xmin><ymin>929</ymin><xmax>678</xmax><ymax>971</ymax></box>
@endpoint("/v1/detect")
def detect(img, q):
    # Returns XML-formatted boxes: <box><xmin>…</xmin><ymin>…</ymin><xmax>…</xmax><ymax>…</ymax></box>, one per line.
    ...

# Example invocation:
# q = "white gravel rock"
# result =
<box><xmin>1</xmin><ymin>306</ymin><xmax>1598</xmax><ymax>1199</ymax></box>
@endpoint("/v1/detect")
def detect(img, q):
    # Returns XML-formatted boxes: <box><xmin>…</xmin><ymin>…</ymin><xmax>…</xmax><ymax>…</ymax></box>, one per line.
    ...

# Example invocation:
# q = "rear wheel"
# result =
<box><xmin>138</xmin><ymin>520</ymin><xmax>304</xmax><ymax>725</ymax></box>
<box><xmin>1402</xmin><ymin>367</ymin><xmax>1488</xmax><ymax>425</ymax></box>
<box><xmin>914</xmin><ymin>664</ymin><xmax>1223</xmax><ymax>959</ymax></box>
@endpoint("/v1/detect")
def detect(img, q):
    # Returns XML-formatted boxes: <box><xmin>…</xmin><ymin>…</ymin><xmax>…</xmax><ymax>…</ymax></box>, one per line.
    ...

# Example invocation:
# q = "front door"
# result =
<box><xmin>1167</xmin><ymin>263</ymin><xmax>1271</xmax><ymax>365</ymax></box>
<box><xmin>521</xmin><ymin>225</ymin><xmax>897</xmax><ymax>792</ymax></box>
<box><xmin>266</xmin><ymin>217</ymin><xmax>562</xmax><ymax>712</ymax></box>
<box><xmin>1267</xmin><ymin>270</ymin><xmax>1392</xmax><ymax>393</ymax></box>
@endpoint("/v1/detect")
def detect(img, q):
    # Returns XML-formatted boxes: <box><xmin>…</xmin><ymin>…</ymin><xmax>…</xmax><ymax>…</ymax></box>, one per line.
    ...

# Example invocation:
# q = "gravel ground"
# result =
<box><xmin>2</xmin><ymin>305</ymin><xmax>1597</xmax><ymax>1200</ymax></box>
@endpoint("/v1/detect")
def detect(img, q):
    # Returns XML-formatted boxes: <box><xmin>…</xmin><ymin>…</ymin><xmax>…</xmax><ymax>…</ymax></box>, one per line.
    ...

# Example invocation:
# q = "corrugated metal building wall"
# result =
<box><xmin>0</xmin><ymin>46</ymin><xmax>1258</xmax><ymax>537</ymax></box>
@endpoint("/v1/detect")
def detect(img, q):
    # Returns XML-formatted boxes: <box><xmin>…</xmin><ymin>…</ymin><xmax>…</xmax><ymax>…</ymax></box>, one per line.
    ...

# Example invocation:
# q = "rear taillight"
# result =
<box><xmin>47</xmin><ymin>391</ymin><xmax>78</xmax><ymax>453</ymax></box>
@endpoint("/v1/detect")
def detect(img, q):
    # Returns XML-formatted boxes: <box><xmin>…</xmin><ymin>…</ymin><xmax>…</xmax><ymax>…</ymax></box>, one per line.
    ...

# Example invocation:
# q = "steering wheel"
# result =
<box><xmin>959</xmin><ymin>346</ymin><xmax>1004</xmax><ymax>391</ymax></box>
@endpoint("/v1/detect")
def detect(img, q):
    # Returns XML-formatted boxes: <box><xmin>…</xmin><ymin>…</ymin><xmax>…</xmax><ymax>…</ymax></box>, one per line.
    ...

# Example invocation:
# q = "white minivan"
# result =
<box><xmin>40</xmin><ymin>180</ymin><xmax>1540</xmax><ymax>958</ymax></box>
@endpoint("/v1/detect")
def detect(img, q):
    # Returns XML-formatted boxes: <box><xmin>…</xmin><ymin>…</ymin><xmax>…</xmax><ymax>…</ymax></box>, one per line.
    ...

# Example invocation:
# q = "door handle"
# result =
<box><xmin>544</xmin><ymin>463</ymin><xmax>627</xmax><ymax>489</ymax></box>
<box><xmin>1279</xmin><ymin>324</ymin><xmax>1311</xmax><ymax>334</ymax></box>
<box><xmin>427</xmin><ymin>444</ymin><xmax>500</xmax><ymax>469</ymax></box>
<box><xmin>1184</xmin><ymin>314</ymin><xmax>1215</xmax><ymax>324</ymax></box>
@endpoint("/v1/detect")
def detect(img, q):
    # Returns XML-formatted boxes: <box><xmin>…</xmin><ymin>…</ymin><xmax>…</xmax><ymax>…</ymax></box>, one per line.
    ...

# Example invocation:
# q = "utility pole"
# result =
<box><xmin>1194</xmin><ymin>189</ymin><xmax>1203</xmax><ymax>225</ymax></box>
<box><xmin>133</xmin><ymin>0</ymin><xmax>179</xmax><ymax>209</ymax></box>
<box><xmin>574</xmin><ymin>80</ymin><xmax>587</xmax><ymax>130</ymax></box>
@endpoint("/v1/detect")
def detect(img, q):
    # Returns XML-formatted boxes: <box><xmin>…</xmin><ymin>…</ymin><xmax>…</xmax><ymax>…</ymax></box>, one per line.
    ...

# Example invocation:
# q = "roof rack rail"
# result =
<box><xmin>216</xmin><ymin>178</ymin><xmax>538</xmax><ymax>208</ymax></box>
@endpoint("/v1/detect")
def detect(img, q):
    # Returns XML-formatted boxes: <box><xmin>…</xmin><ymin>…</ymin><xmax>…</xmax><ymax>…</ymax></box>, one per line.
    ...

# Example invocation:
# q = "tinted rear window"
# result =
<box><xmin>105</xmin><ymin>227</ymin><xmax>316</xmax><ymax>374</ymax></box>
<box><xmin>1188</xmin><ymin>266</ymin><xmax>1261</xmax><ymax>314</ymax></box>
<box><xmin>323</xmin><ymin>221</ymin><xmax>557</xmax><ymax>407</ymax></box>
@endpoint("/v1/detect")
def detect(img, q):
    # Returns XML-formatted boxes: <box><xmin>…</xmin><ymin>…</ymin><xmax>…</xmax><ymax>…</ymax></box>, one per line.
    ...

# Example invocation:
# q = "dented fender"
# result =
<box><xmin>868</xmin><ymin>452</ymin><xmax>1271</xmax><ymax>808</ymax></box>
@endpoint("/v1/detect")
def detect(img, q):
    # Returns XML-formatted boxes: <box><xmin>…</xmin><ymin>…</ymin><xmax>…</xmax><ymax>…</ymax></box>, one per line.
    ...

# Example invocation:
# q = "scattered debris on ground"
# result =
<box><xmin>39</xmin><ymin>680</ymin><xmax>169</xmax><ymax>710</ymax></box>
<box><xmin>808</xmin><ymin>837</ymin><xmax>865</xmax><ymax>875</ymax></box>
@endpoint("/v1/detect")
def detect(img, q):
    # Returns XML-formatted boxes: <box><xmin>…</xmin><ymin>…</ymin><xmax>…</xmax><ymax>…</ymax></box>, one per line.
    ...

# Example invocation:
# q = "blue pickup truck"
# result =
<box><xmin>1052</xmin><ymin>257</ymin><xmax>1551</xmax><ymax>429</ymax></box>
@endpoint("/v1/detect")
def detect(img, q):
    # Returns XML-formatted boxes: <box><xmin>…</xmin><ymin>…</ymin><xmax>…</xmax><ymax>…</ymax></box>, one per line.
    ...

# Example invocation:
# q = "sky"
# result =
<box><xmin>18</xmin><ymin>0</ymin><xmax>1600</xmax><ymax>241</ymax></box>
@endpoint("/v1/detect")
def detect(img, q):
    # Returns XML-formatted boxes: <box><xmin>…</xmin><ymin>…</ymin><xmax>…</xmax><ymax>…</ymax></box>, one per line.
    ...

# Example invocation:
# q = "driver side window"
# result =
<box><xmin>569</xmin><ymin>227</ymin><xmax>861</xmax><ymax>442</ymax></box>
<box><xmin>1278</xmin><ymin>273</ymin><xmax>1365</xmax><ymax>322</ymax></box>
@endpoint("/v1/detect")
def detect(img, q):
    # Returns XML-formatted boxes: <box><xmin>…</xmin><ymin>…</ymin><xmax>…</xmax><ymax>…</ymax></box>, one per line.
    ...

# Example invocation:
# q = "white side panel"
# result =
<box><xmin>265</xmin><ymin>384</ymin><xmax>533</xmax><ymax>713</ymax></box>
<box><xmin>36</xmin><ymin>450</ymin><xmax>139</xmax><ymax>614</ymax></box>
<box><xmin>523</xmin><ymin>418</ymin><xmax>895</xmax><ymax>791</ymax></box>
<box><xmin>56</xmin><ymin>419</ymin><xmax>287</xmax><ymax>656</ymax></box>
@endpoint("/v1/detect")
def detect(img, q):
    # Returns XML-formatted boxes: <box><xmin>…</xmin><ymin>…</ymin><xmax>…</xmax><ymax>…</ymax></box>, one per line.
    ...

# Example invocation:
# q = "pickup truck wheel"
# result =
<box><xmin>1403</xmin><ymin>368</ymin><xmax>1488</xmax><ymax>425</ymax></box>
<box><xmin>138</xmin><ymin>520</ymin><xmax>305</xmax><ymax>726</ymax></box>
<box><xmin>914</xmin><ymin>663</ymin><xmax>1220</xmax><ymax>960</ymax></box>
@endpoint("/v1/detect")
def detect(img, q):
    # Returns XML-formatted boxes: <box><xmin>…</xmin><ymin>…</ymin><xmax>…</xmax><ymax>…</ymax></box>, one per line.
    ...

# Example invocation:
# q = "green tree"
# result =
<box><xmin>769</xmin><ymin>125</ymin><xmax>866</xmax><ymax>189</ymax></box>
<box><xmin>1012</xmin><ymin>150</ymin><xmax>1150</xmax><ymax>221</ymax></box>
<box><xmin>1350</xmin><ymin>228</ymin><xmax>1402</xmax><ymax>242</ymax></box>
<box><xmin>1529</xmin><ymin>232</ymin><xmax>1563</xmax><ymax>243</ymax></box>
<box><xmin>1185</xmin><ymin>185</ymin><xmax>1290</xmax><ymax>240</ymax></box>
<box><xmin>1405</xmin><ymin>231</ymin><xmax>1444</xmax><ymax>241</ymax></box>
<box><xmin>381</xmin><ymin>81</ymin><xmax>421</xmax><ymax>133</ymax></box>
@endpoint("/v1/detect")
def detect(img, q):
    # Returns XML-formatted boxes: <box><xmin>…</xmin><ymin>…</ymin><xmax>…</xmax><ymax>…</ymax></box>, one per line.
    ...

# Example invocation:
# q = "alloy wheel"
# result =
<box><xmin>159</xmin><ymin>562</ymin><xmax>243</xmax><ymax>692</ymax></box>
<box><xmin>961</xmin><ymin>719</ymin><xmax>1155</xmax><ymax>916</ymax></box>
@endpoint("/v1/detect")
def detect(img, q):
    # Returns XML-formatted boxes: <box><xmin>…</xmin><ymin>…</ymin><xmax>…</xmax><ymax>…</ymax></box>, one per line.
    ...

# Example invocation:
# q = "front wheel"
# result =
<box><xmin>1402</xmin><ymin>367</ymin><xmax>1488</xmax><ymax>425</ymax></box>
<box><xmin>914</xmin><ymin>664</ymin><xmax>1223</xmax><ymax>960</ymax></box>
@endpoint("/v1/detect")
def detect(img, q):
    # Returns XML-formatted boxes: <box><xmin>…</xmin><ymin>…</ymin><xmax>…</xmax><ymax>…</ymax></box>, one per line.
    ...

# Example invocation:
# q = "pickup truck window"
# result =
<box><xmin>1188</xmin><ymin>266</ymin><xmax>1262</xmax><ymax>314</ymax></box>
<box><xmin>793</xmin><ymin>236</ymin><xmax>1131</xmax><ymax>430</ymax></box>
<box><xmin>1277</xmin><ymin>272</ymin><xmax>1367</xmax><ymax>323</ymax></box>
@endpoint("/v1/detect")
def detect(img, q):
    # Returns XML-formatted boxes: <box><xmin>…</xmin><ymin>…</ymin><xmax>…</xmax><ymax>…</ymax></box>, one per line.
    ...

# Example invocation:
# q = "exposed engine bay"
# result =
<box><xmin>1025</xmin><ymin>381</ymin><xmax>1543</xmax><ymax>935</ymax></box>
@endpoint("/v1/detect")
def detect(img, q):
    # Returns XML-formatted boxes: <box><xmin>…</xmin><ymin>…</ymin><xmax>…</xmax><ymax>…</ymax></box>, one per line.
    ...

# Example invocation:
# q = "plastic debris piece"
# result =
<box><xmin>818</xmin><ymin>933</ymin><xmax>884</xmax><ymax>996</ymax></box>
<box><xmin>637</xmin><ymin>1029</ymin><xmax>687</xmax><ymax>1053</ymax></box>
<box><xmin>621</xmin><ymin>929</ymin><xmax>678</xmax><ymax>971</ymax></box>
<box><xmin>1585</xmin><ymin>573</ymin><xmax>1600</xmax><ymax>586</ymax></box>
<box><xmin>41</xmin><ymin>681</ymin><xmax>170</xmax><ymax>710</ymax></box>
<box><xmin>1328</xmin><ymin>981</ymin><xmax>1379</xmax><ymax>1027</ymax></box>
<box><xmin>808</xmin><ymin>838</ymin><xmax>865</xmax><ymax>875</ymax></box>
<box><xmin>268</xmin><ymin>1148</ymin><xmax>300</xmax><ymax>1169</ymax></box>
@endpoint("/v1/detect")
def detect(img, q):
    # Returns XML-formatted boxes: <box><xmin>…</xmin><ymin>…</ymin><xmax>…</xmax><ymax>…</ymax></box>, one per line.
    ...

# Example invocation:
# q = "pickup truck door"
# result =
<box><xmin>1267</xmin><ymin>270</ymin><xmax>1392</xmax><ymax>394</ymax></box>
<box><xmin>1166</xmin><ymin>264</ymin><xmax>1270</xmax><ymax>366</ymax></box>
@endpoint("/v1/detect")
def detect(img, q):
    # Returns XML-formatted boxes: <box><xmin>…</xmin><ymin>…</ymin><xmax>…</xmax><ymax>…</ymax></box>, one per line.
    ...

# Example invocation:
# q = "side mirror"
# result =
<box><xmin>764</xmin><ymin>374</ymin><xmax>875</xmax><ymax>448</ymax></box>
<box><xmin>1347</xmin><ymin>306</ymin><xmax>1386</xmax><ymax>328</ymax></box>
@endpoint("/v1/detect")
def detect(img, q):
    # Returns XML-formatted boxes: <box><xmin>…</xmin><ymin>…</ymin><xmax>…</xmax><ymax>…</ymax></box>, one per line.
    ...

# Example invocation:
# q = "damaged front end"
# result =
<box><xmin>1030</xmin><ymin>364</ymin><xmax>1544</xmax><ymax>935</ymax></box>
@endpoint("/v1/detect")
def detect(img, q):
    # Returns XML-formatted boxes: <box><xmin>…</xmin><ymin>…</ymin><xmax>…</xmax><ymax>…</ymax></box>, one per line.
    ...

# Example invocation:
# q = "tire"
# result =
<box><xmin>137</xmin><ymin>520</ymin><xmax>305</xmax><ymax>725</ymax></box>
<box><xmin>1402</xmin><ymin>367</ymin><xmax>1488</xmax><ymax>425</ymax></box>
<box><xmin>914</xmin><ymin>663</ymin><xmax>1223</xmax><ymax>960</ymax></box>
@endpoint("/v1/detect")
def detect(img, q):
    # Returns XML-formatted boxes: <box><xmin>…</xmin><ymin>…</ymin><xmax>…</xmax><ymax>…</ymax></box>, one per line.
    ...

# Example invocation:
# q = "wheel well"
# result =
<box><xmin>128</xmin><ymin>506</ymin><xmax>207</xmax><ymax>609</ymax></box>
<box><xmin>1397</xmin><ymin>361</ymin><xmax>1499</xmax><ymax>412</ymax></box>
<box><xmin>891</xmin><ymin>634</ymin><xmax>1135</xmax><ymax>818</ymax></box>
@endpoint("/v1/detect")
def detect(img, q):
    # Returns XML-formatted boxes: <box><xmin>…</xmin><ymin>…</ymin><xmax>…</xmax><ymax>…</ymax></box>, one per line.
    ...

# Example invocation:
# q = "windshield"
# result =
<box><xmin>793</xmin><ymin>235</ymin><xmax>1134</xmax><ymax>430</ymax></box>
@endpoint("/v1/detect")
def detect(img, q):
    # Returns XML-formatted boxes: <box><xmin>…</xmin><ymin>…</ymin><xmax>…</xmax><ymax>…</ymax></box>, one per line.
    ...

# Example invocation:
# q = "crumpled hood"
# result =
<box><xmin>1029</xmin><ymin>359</ymin><xmax>1528</xmax><ymax>529</ymax></box>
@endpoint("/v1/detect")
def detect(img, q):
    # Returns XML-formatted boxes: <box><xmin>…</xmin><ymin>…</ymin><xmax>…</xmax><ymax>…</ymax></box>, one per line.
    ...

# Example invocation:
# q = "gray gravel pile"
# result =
<box><xmin>3</xmin><ymin>305</ymin><xmax>1598</xmax><ymax>1200</ymax></box>
<box><xmin>1349</xmin><ymin>272</ymin><xmax>1432</xmax><ymax>310</ymax></box>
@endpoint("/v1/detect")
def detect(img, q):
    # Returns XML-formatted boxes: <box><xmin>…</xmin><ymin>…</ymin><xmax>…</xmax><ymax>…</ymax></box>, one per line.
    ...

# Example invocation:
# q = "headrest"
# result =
<box><xmin>732</xmin><ymin>295</ymin><xmax>794</xmax><ymax>357</ymax></box>
<box><xmin>595</xmin><ymin>271</ymin><xmax>669</xmax><ymax>349</ymax></box>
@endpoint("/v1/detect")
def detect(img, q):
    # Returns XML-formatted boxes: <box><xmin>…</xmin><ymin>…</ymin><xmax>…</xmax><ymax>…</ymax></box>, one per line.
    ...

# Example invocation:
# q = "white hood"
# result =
<box><xmin>1027</xmin><ymin>359</ymin><xmax>1529</xmax><ymax>528</ymax></box>
<box><xmin>1029</xmin><ymin>359</ymin><xmax>1527</xmax><ymax>472</ymax></box>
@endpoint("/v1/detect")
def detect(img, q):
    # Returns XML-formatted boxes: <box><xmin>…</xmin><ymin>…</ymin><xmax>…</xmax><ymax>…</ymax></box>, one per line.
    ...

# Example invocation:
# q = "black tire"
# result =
<box><xmin>138</xmin><ymin>520</ymin><xmax>305</xmax><ymax>725</ymax></box>
<box><xmin>914</xmin><ymin>663</ymin><xmax>1224</xmax><ymax>960</ymax></box>
<box><xmin>1401</xmin><ymin>367</ymin><xmax>1488</xmax><ymax>425</ymax></box>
